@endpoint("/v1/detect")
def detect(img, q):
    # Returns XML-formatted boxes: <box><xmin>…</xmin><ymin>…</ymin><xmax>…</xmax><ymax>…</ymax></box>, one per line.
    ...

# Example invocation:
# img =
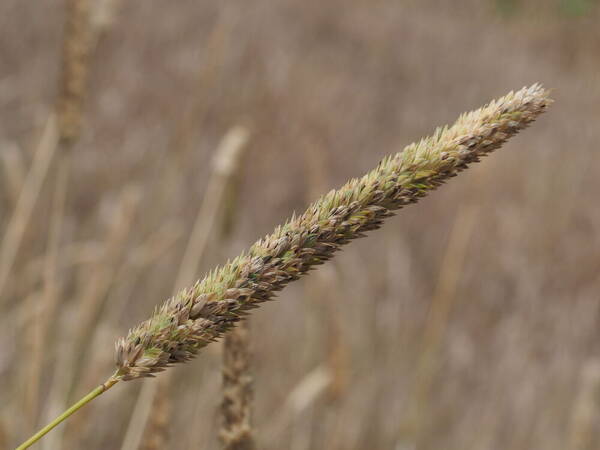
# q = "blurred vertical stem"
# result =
<box><xmin>36</xmin><ymin>1</ymin><xmax>125</xmax><ymax>447</ymax></box>
<box><xmin>182</xmin><ymin>126</ymin><xmax>251</xmax><ymax>450</ymax></box>
<box><xmin>402</xmin><ymin>206</ymin><xmax>477</xmax><ymax>445</ymax></box>
<box><xmin>57</xmin><ymin>0</ymin><xmax>92</xmax><ymax>145</ymax></box>
<box><xmin>303</xmin><ymin>141</ymin><xmax>348</xmax><ymax>402</ymax></box>
<box><xmin>220</xmin><ymin>320</ymin><xmax>256</xmax><ymax>450</ymax></box>
<box><xmin>218</xmin><ymin>129</ymin><xmax>255</xmax><ymax>450</ymax></box>
<box><xmin>120</xmin><ymin>127</ymin><xmax>251</xmax><ymax>450</ymax></box>
<box><xmin>567</xmin><ymin>360</ymin><xmax>600</xmax><ymax>450</ymax></box>
<box><xmin>25</xmin><ymin>156</ymin><xmax>70</xmax><ymax>430</ymax></box>
<box><xmin>0</xmin><ymin>0</ymin><xmax>111</xmax><ymax>309</ymax></box>
<box><xmin>0</xmin><ymin>116</ymin><xmax>59</xmax><ymax>306</ymax></box>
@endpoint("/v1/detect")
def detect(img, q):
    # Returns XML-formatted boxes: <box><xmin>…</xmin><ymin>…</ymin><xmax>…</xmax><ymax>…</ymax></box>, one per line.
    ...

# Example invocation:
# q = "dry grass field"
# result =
<box><xmin>1</xmin><ymin>1</ymin><xmax>600</xmax><ymax>449</ymax></box>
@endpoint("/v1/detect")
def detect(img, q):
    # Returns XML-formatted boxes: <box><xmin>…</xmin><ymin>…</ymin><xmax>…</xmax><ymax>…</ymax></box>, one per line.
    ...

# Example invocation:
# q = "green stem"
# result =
<box><xmin>16</xmin><ymin>376</ymin><xmax>119</xmax><ymax>450</ymax></box>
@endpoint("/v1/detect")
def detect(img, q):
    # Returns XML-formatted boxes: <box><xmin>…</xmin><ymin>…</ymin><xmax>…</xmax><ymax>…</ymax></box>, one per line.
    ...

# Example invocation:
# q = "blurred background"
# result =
<box><xmin>1</xmin><ymin>0</ymin><xmax>600</xmax><ymax>449</ymax></box>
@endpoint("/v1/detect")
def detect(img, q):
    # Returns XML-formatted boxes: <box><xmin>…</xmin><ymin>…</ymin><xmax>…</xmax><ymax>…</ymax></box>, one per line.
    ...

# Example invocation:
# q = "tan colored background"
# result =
<box><xmin>1</xmin><ymin>1</ymin><xmax>600</xmax><ymax>449</ymax></box>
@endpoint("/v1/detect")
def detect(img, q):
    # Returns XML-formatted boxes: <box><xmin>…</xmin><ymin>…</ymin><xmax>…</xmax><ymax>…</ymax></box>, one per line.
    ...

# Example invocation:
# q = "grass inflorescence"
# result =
<box><xmin>114</xmin><ymin>84</ymin><xmax>551</xmax><ymax>381</ymax></box>
<box><xmin>17</xmin><ymin>84</ymin><xmax>552</xmax><ymax>450</ymax></box>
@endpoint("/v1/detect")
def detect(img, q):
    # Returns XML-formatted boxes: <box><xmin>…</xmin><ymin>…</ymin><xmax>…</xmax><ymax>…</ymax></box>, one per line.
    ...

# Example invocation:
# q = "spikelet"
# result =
<box><xmin>114</xmin><ymin>84</ymin><xmax>551</xmax><ymax>381</ymax></box>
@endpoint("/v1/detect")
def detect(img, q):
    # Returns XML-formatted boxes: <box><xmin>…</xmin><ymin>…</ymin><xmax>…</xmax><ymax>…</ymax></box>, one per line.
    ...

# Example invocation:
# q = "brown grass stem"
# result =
<box><xmin>24</xmin><ymin>157</ymin><xmax>70</xmax><ymax>431</ymax></box>
<box><xmin>0</xmin><ymin>116</ymin><xmax>59</xmax><ymax>306</ymax></box>
<box><xmin>41</xmin><ymin>187</ymin><xmax>139</xmax><ymax>450</ymax></box>
<box><xmin>567</xmin><ymin>360</ymin><xmax>600</xmax><ymax>450</ymax></box>
<box><xmin>175</xmin><ymin>126</ymin><xmax>250</xmax><ymax>292</ymax></box>
<box><xmin>402</xmin><ymin>205</ymin><xmax>477</xmax><ymax>443</ymax></box>
<box><xmin>57</xmin><ymin>0</ymin><xmax>92</xmax><ymax>144</ymax></box>
<box><xmin>220</xmin><ymin>320</ymin><xmax>255</xmax><ymax>450</ymax></box>
<box><xmin>0</xmin><ymin>141</ymin><xmax>26</xmax><ymax>208</ymax></box>
<box><xmin>303</xmin><ymin>143</ymin><xmax>348</xmax><ymax>400</ymax></box>
<box><xmin>120</xmin><ymin>126</ymin><xmax>250</xmax><ymax>450</ymax></box>
<box><xmin>138</xmin><ymin>377</ymin><xmax>170</xmax><ymax>450</ymax></box>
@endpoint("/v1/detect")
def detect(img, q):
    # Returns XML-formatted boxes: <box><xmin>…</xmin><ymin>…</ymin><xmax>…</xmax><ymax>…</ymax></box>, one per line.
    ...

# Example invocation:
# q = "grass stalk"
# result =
<box><xmin>138</xmin><ymin>377</ymin><xmax>170</xmax><ymax>450</ymax></box>
<box><xmin>90</xmin><ymin>0</ymin><xmax>123</xmax><ymax>46</ymax></box>
<box><xmin>184</xmin><ymin>127</ymin><xmax>252</xmax><ymax>449</ymax></box>
<box><xmin>16</xmin><ymin>377</ymin><xmax>119</xmax><ymax>450</ymax></box>
<box><xmin>68</xmin><ymin>186</ymin><xmax>141</xmax><ymax>396</ymax></box>
<box><xmin>0</xmin><ymin>116</ymin><xmax>59</xmax><ymax>305</ymax></box>
<box><xmin>220</xmin><ymin>320</ymin><xmax>255</xmax><ymax>450</ymax></box>
<box><xmin>41</xmin><ymin>187</ymin><xmax>139</xmax><ymax>450</ymax></box>
<box><xmin>263</xmin><ymin>364</ymin><xmax>332</xmax><ymax>441</ymax></box>
<box><xmin>25</xmin><ymin>157</ymin><xmax>70</xmax><ymax>430</ymax></box>
<box><xmin>119</xmin><ymin>381</ymin><xmax>160</xmax><ymax>450</ymax></box>
<box><xmin>402</xmin><ymin>205</ymin><xmax>477</xmax><ymax>443</ymax></box>
<box><xmin>174</xmin><ymin>126</ymin><xmax>250</xmax><ymax>292</ymax></box>
<box><xmin>217</xmin><ymin>130</ymin><xmax>255</xmax><ymax>450</ymax></box>
<box><xmin>120</xmin><ymin>126</ymin><xmax>250</xmax><ymax>450</ymax></box>
<box><xmin>303</xmin><ymin>142</ymin><xmax>348</xmax><ymax>400</ymax></box>
<box><xmin>0</xmin><ymin>141</ymin><xmax>26</xmax><ymax>208</ymax></box>
<box><xmin>18</xmin><ymin>85</ymin><xmax>551</xmax><ymax>448</ymax></box>
<box><xmin>57</xmin><ymin>0</ymin><xmax>92</xmax><ymax>144</ymax></box>
<box><xmin>567</xmin><ymin>360</ymin><xmax>600</xmax><ymax>450</ymax></box>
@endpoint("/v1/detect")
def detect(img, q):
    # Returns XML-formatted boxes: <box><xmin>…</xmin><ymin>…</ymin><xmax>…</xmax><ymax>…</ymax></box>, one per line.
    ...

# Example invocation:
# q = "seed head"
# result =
<box><xmin>114</xmin><ymin>84</ymin><xmax>552</xmax><ymax>381</ymax></box>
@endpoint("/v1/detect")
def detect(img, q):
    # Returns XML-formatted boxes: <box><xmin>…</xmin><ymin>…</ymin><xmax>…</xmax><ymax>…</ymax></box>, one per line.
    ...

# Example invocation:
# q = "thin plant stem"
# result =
<box><xmin>0</xmin><ymin>115</ymin><xmax>59</xmax><ymax>305</ymax></box>
<box><xmin>220</xmin><ymin>320</ymin><xmax>255</xmax><ymax>450</ymax></box>
<box><xmin>119</xmin><ymin>126</ymin><xmax>249</xmax><ymax>450</ymax></box>
<box><xmin>16</xmin><ymin>376</ymin><xmax>119</xmax><ymax>450</ymax></box>
<box><xmin>25</xmin><ymin>156</ymin><xmax>70</xmax><ymax>430</ymax></box>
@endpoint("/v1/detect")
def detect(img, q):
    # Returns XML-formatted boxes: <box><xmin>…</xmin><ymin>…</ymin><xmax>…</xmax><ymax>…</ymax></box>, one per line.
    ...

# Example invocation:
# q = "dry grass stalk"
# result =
<box><xmin>0</xmin><ymin>141</ymin><xmax>26</xmax><ymax>208</ymax></box>
<box><xmin>303</xmin><ymin>143</ymin><xmax>348</xmax><ymax>401</ymax></box>
<box><xmin>264</xmin><ymin>364</ymin><xmax>332</xmax><ymax>441</ymax></box>
<box><xmin>40</xmin><ymin>187</ymin><xmax>140</xmax><ymax>450</ymax></box>
<box><xmin>169</xmin><ymin>10</ymin><xmax>236</xmax><ymax>166</ymax></box>
<box><xmin>18</xmin><ymin>85</ymin><xmax>551</xmax><ymax>449</ymax></box>
<box><xmin>185</xmin><ymin>128</ymin><xmax>253</xmax><ymax>449</ymax></box>
<box><xmin>0</xmin><ymin>417</ymin><xmax>7</xmax><ymax>450</ymax></box>
<box><xmin>218</xmin><ymin>130</ymin><xmax>256</xmax><ymax>450</ymax></box>
<box><xmin>42</xmin><ymin>0</ymin><xmax>122</xmax><ymax>434</ymax></box>
<box><xmin>142</xmin><ymin>13</ymin><xmax>236</xmax><ymax>253</ymax></box>
<box><xmin>402</xmin><ymin>205</ymin><xmax>477</xmax><ymax>443</ymax></box>
<box><xmin>114</xmin><ymin>84</ymin><xmax>551</xmax><ymax>381</ymax></box>
<box><xmin>69</xmin><ymin>186</ymin><xmax>141</xmax><ymax>394</ymax></box>
<box><xmin>57</xmin><ymin>0</ymin><xmax>92</xmax><ymax>144</ymax></box>
<box><xmin>90</xmin><ymin>0</ymin><xmax>122</xmax><ymax>44</ymax></box>
<box><xmin>120</xmin><ymin>126</ymin><xmax>250</xmax><ymax>450</ymax></box>
<box><xmin>220</xmin><ymin>320</ymin><xmax>255</xmax><ymax>450</ymax></box>
<box><xmin>285</xmin><ymin>365</ymin><xmax>333</xmax><ymax>416</ymax></box>
<box><xmin>19</xmin><ymin>0</ymin><xmax>107</xmax><ymax>430</ymax></box>
<box><xmin>323</xmin><ymin>308</ymin><xmax>348</xmax><ymax>400</ymax></box>
<box><xmin>175</xmin><ymin>126</ymin><xmax>250</xmax><ymax>292</ymax></box>
<box><xmin>106</xmin><ymin>220</ymin><xmax>184</xmax><ymax>324</ymax></box>
<box><xmin>0</xmin><ymin>115</ymin><xmax>59</xmax><ymax>306</ymax></box>
<box><xmin>567</xmin><ymin>360</ymin><xmax>600</xmax><ymax>450</ymax></box>
<box><xmin>119</xmin><ymin>381</ymin><xmax>159</xmax><ymax>450</ymax></box>
<box><xmin>138</xmin><ymin>378</ymin><xmax>171</xmax><ymax>450</ymax></box>
<box><xmin>24</xmin><ymin>158</ymin><xmax>70</xmax><ymax>431</ymax></box>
